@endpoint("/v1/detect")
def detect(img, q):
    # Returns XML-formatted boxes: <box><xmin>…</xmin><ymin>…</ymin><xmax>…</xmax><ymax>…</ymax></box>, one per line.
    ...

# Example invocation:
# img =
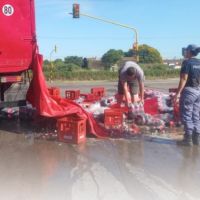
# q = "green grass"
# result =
<box><xmin>43</xmin><ymin>64</ymin><xmax>180</xmax><ymax>81</ymax></box>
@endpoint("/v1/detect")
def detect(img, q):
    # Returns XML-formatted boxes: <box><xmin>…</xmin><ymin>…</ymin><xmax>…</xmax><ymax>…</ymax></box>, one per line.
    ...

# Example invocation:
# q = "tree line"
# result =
<box><xmin>43</xmin><ymin>44</ymin><xmax>163</xmax><ymax>71</ymax></box>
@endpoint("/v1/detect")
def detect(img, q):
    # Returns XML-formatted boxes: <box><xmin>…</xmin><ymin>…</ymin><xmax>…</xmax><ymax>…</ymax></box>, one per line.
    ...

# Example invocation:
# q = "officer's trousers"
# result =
<box><xmin>180</xmin><ymin>87</ymin><xmax>200</xmax><ymax>135</ymax></box>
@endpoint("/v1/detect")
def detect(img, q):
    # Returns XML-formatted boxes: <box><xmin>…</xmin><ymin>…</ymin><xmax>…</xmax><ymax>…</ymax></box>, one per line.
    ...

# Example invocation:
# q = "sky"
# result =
<box><xmin>35</xmin><ymin>0</ymin><xmax>200</xmax><ymax>60</ymax></box>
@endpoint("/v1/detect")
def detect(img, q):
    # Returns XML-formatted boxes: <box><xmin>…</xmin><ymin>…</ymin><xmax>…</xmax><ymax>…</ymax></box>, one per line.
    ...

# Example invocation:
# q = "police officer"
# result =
<box><xmin>174</xmin><ymin>44</ymin><xmax>200</xmax><ymax>146</ymax></box>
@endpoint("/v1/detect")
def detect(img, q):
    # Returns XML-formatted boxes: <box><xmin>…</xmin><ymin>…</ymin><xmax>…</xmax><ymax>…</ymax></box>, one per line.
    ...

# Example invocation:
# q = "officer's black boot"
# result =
<box><xmin>192</xmin><ymin>131</ymin><xmax>199</xmax><ymax>145</ymax></box>
<box><xmin>177</xmin><ymin>133</ymin><xmax>193</xmax><ymax>146</ymax></box>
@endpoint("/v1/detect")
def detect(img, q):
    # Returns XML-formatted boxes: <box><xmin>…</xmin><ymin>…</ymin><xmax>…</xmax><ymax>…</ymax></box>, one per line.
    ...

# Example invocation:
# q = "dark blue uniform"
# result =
<box><xmin>180</xmin><ymin>58</ymin><xmax>200</xmax><ymax>135</ymax></box>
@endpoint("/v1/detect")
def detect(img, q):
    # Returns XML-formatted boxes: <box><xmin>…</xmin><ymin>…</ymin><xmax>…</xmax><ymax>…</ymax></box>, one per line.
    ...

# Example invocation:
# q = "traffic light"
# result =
<box><xmin>73</xmin><ymin>4</ymin><xmax>80</xmax><ymax>18</ymax></box>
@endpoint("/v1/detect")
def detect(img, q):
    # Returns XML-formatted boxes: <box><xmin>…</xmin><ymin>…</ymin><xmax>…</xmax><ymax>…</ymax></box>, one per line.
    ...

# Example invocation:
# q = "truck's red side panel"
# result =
<box><xmin>0</xmin><ymin>0</ymin><xmax>36</xmax><ymax>73</ymax></box>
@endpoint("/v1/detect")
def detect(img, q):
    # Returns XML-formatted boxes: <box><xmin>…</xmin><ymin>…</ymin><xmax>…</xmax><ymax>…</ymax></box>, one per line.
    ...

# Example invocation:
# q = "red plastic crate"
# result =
<box><xmin>48</xmin><ymin>87</ymin><xmax>60</xmax><ymax>97</ymax></box>
<box><xmin>65</xmin><ymin>90</ymin><xmax>80</xmax><ymax>100</ymax></box>
<box><xmin>91</xmin><ymin>87</ymin><xmax>105</xmax><ymax>97</ymax></box>
<box><xmin>57</xmin><ymin>116</ymin><xmax>86</xmax><ymax>144</ymax></box>
<box><xmin>81</xmin><ymin>93</ymin><xmax>100</xmax><ymax>102</ymax></box>
<box><xmin>104</xmin><ymin>109</ymin><xmax>123</xmax><ymax>129</ymax></box>
<box><xmin>109</xmin><ymin>103</ymin><xmax>129</xmax><ymax>113</ymax></box>
<box><xmin>144</xmin><ymin>97</ymin><xmax>159</xmax><ymax>115</ymax></box>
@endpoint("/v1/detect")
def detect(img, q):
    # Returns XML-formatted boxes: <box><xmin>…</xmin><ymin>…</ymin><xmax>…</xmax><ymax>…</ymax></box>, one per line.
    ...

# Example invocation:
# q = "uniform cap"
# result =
<box><xmin>186</xmin><ymin>44</ymin><xmax>199</xmax><ymax>52</ymax></box>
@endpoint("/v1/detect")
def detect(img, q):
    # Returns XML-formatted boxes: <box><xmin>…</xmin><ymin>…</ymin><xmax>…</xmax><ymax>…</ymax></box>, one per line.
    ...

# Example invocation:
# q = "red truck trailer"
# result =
<box><xmin>0</xmin><ymin>0</ymin><xmax>37</xmax><ymax>107</ymax></box>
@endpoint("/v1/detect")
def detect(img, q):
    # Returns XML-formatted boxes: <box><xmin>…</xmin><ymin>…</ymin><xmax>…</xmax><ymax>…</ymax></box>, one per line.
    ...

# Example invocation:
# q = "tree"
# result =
<box><xmin>124</xmin><ymin>50</ymin><xmax>134</xmax><ymax>57</ymax></box>
<box><xmin>101</xmin><ymin>49</ymin><xmax>124</xmax><ymax>69</ymax></box>
<box><xmin>43</xmin><ymin>59</ymin><xmax>50</xmax><ymax>68</ymax></box>
<box><xmin>64</xmin><ymin>56</ymin><xmax>83</xmax><ymax>67</ymax></box>
<box><xmin>139</xmin><ymin>44</ymin><xmax>162</xmax><ymax>63</ymax></box>
<box><xmin>53</xmin><ymin>59</ymin><xmax>64</xmax><ymax>68</ymax></box>
<box><xmin>124</xmin><ymin>44</ymin><xmax>162</xmax><ymax>64</ymax></box>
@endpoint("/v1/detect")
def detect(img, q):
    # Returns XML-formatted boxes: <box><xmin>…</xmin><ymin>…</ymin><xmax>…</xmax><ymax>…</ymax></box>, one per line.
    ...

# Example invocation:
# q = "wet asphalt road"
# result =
<box><xmin>49</xmin><ymin>78</ymin><xmax>180</xmax><ymax>95</ymax></box>
<box><xmin>1</xmin><ymin>79</ymin><xmax>200</xmax><ymax>200</ymax></box>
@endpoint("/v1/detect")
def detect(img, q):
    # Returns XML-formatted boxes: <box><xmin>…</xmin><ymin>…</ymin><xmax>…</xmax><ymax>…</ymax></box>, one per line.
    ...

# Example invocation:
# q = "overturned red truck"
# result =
<box><xmin>0</xmin><ymin>1</ymin><xmax>106</xmax><ymax>139</ymax></box>
<box><xmin>0</xmin><ymin>0</ymin><xmax>36</xmax><ymax>108</ymax></box>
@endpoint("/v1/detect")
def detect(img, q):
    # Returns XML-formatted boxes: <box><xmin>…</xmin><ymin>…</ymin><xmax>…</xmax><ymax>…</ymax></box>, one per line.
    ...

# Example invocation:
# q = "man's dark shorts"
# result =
<box><xmin>118</xmin><ymin>80</ymin><xmax>139</xmax><ymax>96</ymax></box>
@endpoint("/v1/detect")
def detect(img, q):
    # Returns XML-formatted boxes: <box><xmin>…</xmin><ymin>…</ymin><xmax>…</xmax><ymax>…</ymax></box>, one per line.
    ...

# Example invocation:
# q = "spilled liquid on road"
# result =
<box><xmin>0</xmin><ymin>119</ymin><xmax>199</xmax><ymax>200</ymax></box>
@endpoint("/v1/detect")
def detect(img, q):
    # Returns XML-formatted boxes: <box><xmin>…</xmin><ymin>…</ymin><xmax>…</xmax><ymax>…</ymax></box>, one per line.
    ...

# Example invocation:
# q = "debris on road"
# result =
<box><xmin>0</xmin><ymin>84</ymin><xmax>182</xmax><ymax>145</ymax></box>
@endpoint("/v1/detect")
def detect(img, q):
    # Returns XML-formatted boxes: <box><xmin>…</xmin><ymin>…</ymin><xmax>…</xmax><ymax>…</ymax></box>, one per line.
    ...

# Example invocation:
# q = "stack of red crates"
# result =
<box><xmin>48</xmin><ymin>87</ymin><xmax>61</xmax><ymax>97</ymax></box>
<box><xmin>57</xmin><ymin>116</ymin><xmax>86</xmax><ymax>144</ymax></box>
<box><xmin>91</xmin><ymin>87</ymin><xmax>105</xmax><ymax>98</ymax></box>
<box><xmin>65</xmin><ymin>90</ymin><xmax>80</xmax><ymax>100</ymax></box>
<box><xmin>104</xmin><ymin>108</ymin><xmax>123</xmax><ymax>130</ymax></box>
